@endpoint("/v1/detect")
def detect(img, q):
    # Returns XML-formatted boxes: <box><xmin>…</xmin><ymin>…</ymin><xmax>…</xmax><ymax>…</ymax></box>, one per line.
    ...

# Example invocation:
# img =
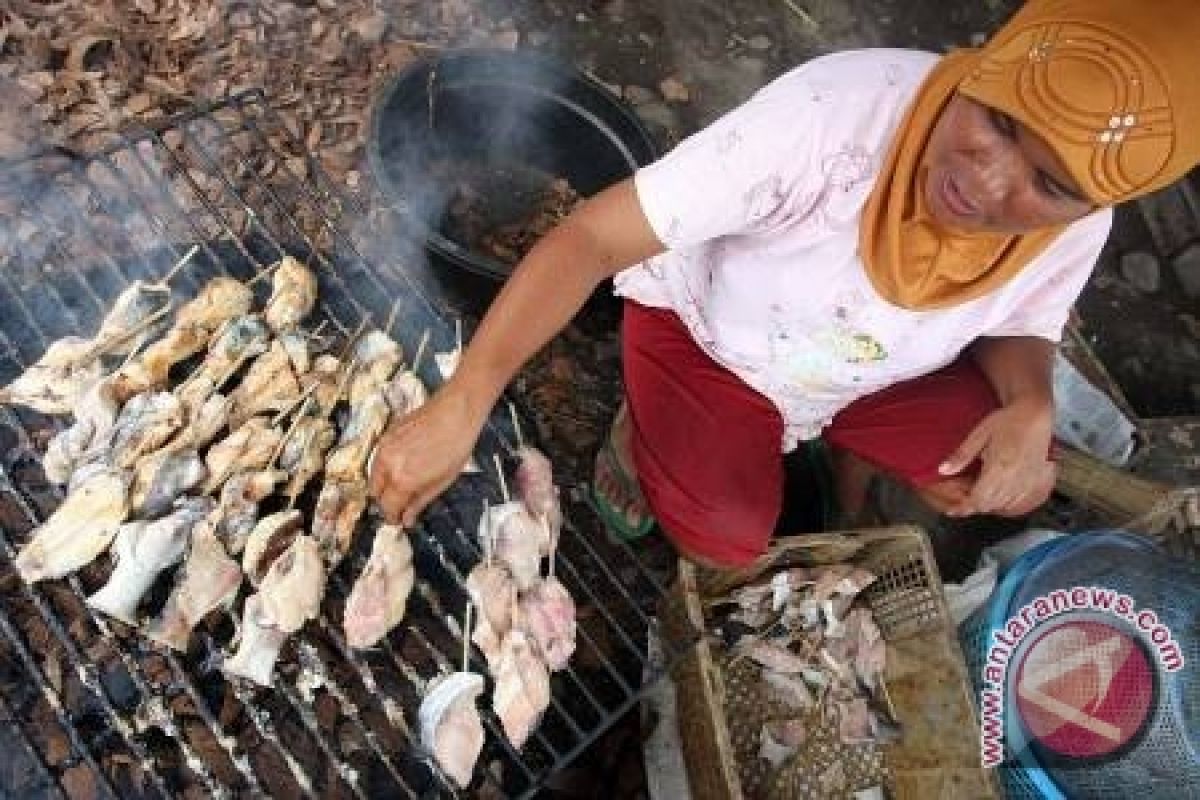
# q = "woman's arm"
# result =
<box><xmin>937</xmin><ymin>335</ymin><xmax>1057</xmax><ymax>517</ymax></box>
<box><xmin>370</xmin><ymin>178</ymin><xmax>665</xmax><ymax>524</ymax></box>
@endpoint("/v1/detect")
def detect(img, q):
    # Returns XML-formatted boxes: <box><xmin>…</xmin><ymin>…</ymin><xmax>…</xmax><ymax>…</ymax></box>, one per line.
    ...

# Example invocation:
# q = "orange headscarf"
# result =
<box><xmin>860</xmin><ymin>0</ymin><xmax>1200</xmax><ymax>310</ymax></box>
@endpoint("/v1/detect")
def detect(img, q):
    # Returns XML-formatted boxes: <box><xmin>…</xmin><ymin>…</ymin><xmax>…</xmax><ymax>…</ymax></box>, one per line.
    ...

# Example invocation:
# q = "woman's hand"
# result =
<box><xmin>936</xmin><ymin>397</ymin><xmax>1057</xmax><ymax>517</ymax></box>
<box><xmin>369</xmin><ymin>384</ymin><xmax>489</xmax><ymax>526</ymax></box>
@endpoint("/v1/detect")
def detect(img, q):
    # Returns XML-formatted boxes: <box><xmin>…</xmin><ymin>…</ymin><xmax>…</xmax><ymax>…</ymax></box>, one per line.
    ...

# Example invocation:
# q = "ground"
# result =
<box><xmin>2</xmin><ymin>0</ymin><xmax>1198</xmax><ymax>798</ymax></box>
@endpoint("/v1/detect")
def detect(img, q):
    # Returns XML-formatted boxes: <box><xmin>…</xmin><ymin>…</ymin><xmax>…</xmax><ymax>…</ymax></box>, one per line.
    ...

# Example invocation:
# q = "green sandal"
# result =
<box><xmin>587</xmin><ymin>434</ymin><xmax>656</xmax><ymax>541</ymax></box>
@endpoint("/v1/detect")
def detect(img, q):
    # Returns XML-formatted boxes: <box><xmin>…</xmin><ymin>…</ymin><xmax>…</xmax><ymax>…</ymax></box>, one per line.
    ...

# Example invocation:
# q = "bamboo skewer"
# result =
<box><xmin>246</xmin><ymin>259</ymin><xmax>281</xmax><ymax>287</ymax></box>
<box><xmin>462</xmin><ymin>604</ymin><xmax>473</xmax><ymax>673</ymax></box>
<box><xmin>412</xmin><ymin>329</ymin><xmax>430</xmax><ymax>373</ymax></box>
<box><xmin>543</xmin><ymin>516</ymin><xmax>555</xmax><ymax>579</ymax></box>
<box><xmin>384</xmin><ymin>300</ymin><xmax>401</xmax><ymax>336</ymax></box>
<box><xmin>154</xmin><ymin>245</ymin><xmax>200</xmax><ymax>289</ymax></box>
<box><xmin>508</xmin><ymin>402</ymin><xmax>524</xmax><ymax>450</ymax></box>
<box><xmin>493</xmin><ymin>453</ymin><xmax>510</xmax><ymax>503</ymax></box>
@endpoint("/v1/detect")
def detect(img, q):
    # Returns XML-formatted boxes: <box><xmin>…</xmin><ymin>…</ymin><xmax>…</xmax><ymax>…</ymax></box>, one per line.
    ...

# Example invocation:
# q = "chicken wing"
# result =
<box><xmin>129</xmin><ymin>449</ymin><xmax>207</xmax><ymax>518</ymax></box>
<box><xmin>220</xmin><ymin>593</ymin><xmax>288</xmax><ymax>686</ymax></box>
<box><xmin>419</xmin><ymin>672</ymin><xmax>485</xmax><ymax>789</ymax></box>
<box><xmin>352</xmin><ymin>330</ymin><xmax>402</xmax><ymax>387</ymax></box>
<box><xmin>92</xmin><ymin>280</ymin><xmax>172</xmax><ymax>355</ymax></box>
<box><xmin>15</xmin><ymin>466</ymin><xmax>130</xmax><ymax>583</ymax></box>
<box><xmin>302</xmin><ymin>355</ymin><xmax>343</xmax><ymax>417</ymax></box>
<box><xmin>168</xmin><ymin>392</ymin><xmax>231</xmax><ymax>452</ymax></box>
<box><xmin>177</xmin><ymin>314</ymin><xmax>271</xmax><ymax>419</ymax></box>
<box><xmin>343</xmin><ymin>525</ymin><xmax>413</xmax><ymax>648</ymax></box>
<box><xmin>492</xmin><ymin>628</ymin><xmax>550</xmax><ymax>749</ymax></box>
<box><xmin>0</xmin><ymin>337</ymin><xmax>103</xmax><ymax>415</ymax></box>
<box><xmin>87</xmin><ymin>497</ymin><xmax>214</xmax><ymax>625</ymax></box>
<box><xmin>384</xmin><ymin>369</ymin><xmax>428</xmax><ymax>417</ymax></box>
<box><xmin>465</xmin><ymin>563</ymin><xmax>516</xmax><ymax>668</ymax></box>
<box><xmin>263</xmin><ymin>256</ymin><xmax>318</xmax><ymax>335</ymax></box>
<box><xmin>242</xmin><ymin>509</ymin><xmax>304</xmax><ymax>586</ymax></box>
<box><xmin>311</xmin><ymin>479</ymin><xmax>368</xmax><ymax>566</ymax></box>
<box><xmin>42</xmin><ymin>372</ymin><xmax>123</xmax><ymax>484</ymax></box>
<box><xmin>202</xmin><ymin>416</ymin><xmax>283</xmax><ymax>494</ymax></box>
<box><xmin>515</xmin><ymin>445</ymin><xmax>562</xmax><ymax>548</ymax></box>
<box><xmin>518</xmin><ymin>576</ymin><xmax>576</xmax><ymax>672</ymax></box>
<box><xmin>480</xmin><ymin>502</ymin><xmax>545</xmax><ymax>591</ymax></box>
<box><xmin>324</xmin><ymin>388</ymin><xmax>390</xmax><ymax>483</ymax></box>
<box><xmin>215</xmin><ymin>468</ymin><xmax>286</xmax><ymax>555</ymax></box>
<box><xmin>144</xmin><ymin>515</ymin><xmax>241</xmax><ymax>651</ymax></box>
<box><xmin>109</xmin><ymin>391</ymin><xmax>185</xmax><ymax>470</ymax></box>
<box><xmin>280</xmin><ymin>417</ymin><xmax>336</xmax><ymax>504</ymax></box>
<box><xmin>228</xmin><ymin>340</ymin><xmax>302</xmax><ymax>428</ymax></box>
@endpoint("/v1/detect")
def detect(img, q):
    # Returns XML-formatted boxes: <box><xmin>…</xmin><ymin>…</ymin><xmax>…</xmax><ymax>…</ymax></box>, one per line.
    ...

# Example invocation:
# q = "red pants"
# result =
<box><xmin>623</xmin><ymin>302</ymin><xmax>998</xmax><ymax>567</ymax></box>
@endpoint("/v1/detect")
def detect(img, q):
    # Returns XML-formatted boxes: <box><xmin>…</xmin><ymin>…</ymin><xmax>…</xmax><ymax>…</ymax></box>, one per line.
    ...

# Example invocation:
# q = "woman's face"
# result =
<box><xmin>924</xmin><ymin>93</ymin><xmax>1096</xmax><ymax>234</ymax></box>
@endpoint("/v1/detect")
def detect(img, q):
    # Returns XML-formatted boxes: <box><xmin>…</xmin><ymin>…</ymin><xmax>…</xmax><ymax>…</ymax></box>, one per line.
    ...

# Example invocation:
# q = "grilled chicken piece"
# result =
<box><xmin>263</xmin><ymin>256</ymin><xmax>318</xmax><ymax>334</ymax></box>
<box><xmin>224</xmin><ymin>535</ymin><xmax>326</xmax><ymax>686</ymax></box>
<box><xmin>518</xmin><ymin>576</ymin><xmax>576</xmax><ymax>671</ymax></box>
<box><xmin>130</xmin><ymin>449</ymin><xmax>207</xmax><ymax>518</ymax></box>
<box><xmin>419</xmin><ymin>672</ymin><xmax>485</xmax><ymax>789</ymax></box>
<box><xmin>202</xmin><ymin>416</ymin><xmax>282</xmax><ymax>494</ymax></box>
<box><xmin>312</xmin><ymin>479</ymin><xmax>368</xmax><ymax>565</ymax></box>
<box><xmin>87</xmin><ymin>497</ymin><xmax>213</xmax><ymax>624</ymax></box>
<box><xmin>178</xmin><ymin>314</ymin><xmax>271</xmax><ymax>418</ymax></box>
<box><xmin>92</xmin><ymin>280</ymin><xmax>172</xmax><ymax>354</ymax></box>
<box><xmin>107</xmin><ymin>391</ymin><xmax>185</xmax><ymax>470</ymax></box>
<box><xmin>279</xmin><ymin>331</ymin><xmax>311</xmax><ymax>375</ymax></box>
<box><xmin>229</xmin><ymin>340</ymin><xmax>302</xmax><ymax>428</ymax></box>
<box><xmin>343</xmin><ymin>525</ymin><xmax>413</xmax><ymax>648</ymax></box>
<box><xmin>515</xmin><ymin>445</ymin><xmax>562</xmax><ymax>548</ymax></box>
<box><xmin>384</xmin><ymin>369</ymin><xmax>428</xmax><ymax>417</ymax></box>
<box><xmin>301</xmin><ymin>355</ymin><xmax>342</xmax><ymax>417</ymax></box>
<box><xmin>42</xmin><ymin>372</ymin><xmax>123</xmax><ymax>484</ymax></box>
<box><xmin>242</xmin><ymin>509</ymin><xmax>304</xmax><ymax>586</ymax></box>
<box><xmin>465</xmin><ymin>563</ymin><xmax>517</xmax><ymax>667</ymax></box>
<box><xmin>279</xmin><ymin>417</ymin><xmax>336</xmax><ymax>503</ymax></box>
<box><xmin>145</xmin><ymin>516</ymin><xmax>241</xmax><ymax>651</ymax></box>
<box><xmin>353</xmin><ymin>330</ymin><xmax>403</xmax><ymax>388</ymax></box>
<box><xmin>492</xmin><ymin>628</ymin><xmax>551</xmax><ymax>749</ymax></box>
<box><xmin>480</xmin><ymin>502</ymin><xmax>545</xmax><ymax>591</ymax></box>
<box><xmin>215</xmin><ymin>469</ymin><xmax>287</xmax><ymax>555</ymax></box>
<box><xmin>110</xmin><ymin>277</ymin><xmax>253</xmax><ymax>402</ymax></box>
<box><xmin>221</xmin><ymin>593</ymin><xmax>288</xmax><ymax>686</ymax></box>
<box><xmin>324</xmin><ymin>388</ymin><xmax>390</xmax><ymax>483</ymax></box>
<box><xmin>15</xmin><ymin>467</ymin><xmax>130</xmax><ymax>583</ymax></box>
<box><xmin>168</xmin><ymin>392</ymin><xmax>231</xmax><ymax>452</ymax></box>
<box><xmin>0</xmin><ymin>337</ymin><xmax>103</xmax><ymax>415</ymax></box>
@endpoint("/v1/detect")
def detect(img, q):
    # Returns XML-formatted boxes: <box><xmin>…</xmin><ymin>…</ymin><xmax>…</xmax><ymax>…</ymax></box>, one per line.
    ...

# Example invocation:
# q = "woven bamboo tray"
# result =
<box><xmin>661</xmin><ymin>525</ymin><xmax>1000</xmax><ymax>800</ymax></box>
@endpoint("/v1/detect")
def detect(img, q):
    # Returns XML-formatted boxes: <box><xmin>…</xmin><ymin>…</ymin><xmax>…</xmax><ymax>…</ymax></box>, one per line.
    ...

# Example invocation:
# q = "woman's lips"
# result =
<box><xmin>939</xmin><ymin>172</ymin><xmax>980</xmax><ymax>220</ymax></box>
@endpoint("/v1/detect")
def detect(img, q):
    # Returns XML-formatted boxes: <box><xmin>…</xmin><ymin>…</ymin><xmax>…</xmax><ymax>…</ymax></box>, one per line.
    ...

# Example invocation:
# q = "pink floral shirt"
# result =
<box><xmin>614</xmin><ymin>49</ymin><xmax>1112</xmax><ymax>451</ymax></box>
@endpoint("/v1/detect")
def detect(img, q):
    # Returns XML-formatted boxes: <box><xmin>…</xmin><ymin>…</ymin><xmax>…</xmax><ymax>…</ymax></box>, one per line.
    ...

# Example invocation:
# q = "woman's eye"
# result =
<box><xmin>988</xmin><ymin>108</ymin><xmax>1016</xmax><ymax>138</ymax></box>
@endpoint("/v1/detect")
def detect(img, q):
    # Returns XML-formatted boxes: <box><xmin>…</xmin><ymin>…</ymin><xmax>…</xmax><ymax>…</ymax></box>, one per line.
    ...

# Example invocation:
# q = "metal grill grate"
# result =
<box><xmin>0</xmin><ymin>89</ymin><xmax>698</xmax><ymax>799</ymax></box>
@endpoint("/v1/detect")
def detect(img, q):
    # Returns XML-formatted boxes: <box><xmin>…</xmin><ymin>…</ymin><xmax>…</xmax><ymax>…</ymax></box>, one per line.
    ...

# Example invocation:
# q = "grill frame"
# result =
<box><xmin>0</xmin><ymin>89</ymin><xmax>698</xmax><ymax>799</ymax></box>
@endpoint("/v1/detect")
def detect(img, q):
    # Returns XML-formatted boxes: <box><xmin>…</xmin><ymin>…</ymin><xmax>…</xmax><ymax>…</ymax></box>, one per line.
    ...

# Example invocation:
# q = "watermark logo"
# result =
<box><xmin>978</xmin><ymin>587</ymin><xmax>1182</xmax><ymax>768</ymax></box>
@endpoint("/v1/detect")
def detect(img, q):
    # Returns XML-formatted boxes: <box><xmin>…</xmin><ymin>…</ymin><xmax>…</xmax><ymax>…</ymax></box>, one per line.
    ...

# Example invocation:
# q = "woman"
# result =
<box><xmin>370</xmin><ymin>0</ymin><xmax>1200</xmax><ymax>568</ymax></box>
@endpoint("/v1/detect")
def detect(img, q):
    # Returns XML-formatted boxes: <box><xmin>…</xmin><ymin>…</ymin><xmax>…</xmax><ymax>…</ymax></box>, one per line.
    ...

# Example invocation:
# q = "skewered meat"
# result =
<box><xmin>215</xmin><ymin>469</ymin><xmax>286</xmax><ymax>554</ymax></box>
<box><xmin>145</xmin><ymin>516</ymin><xmax>241</xmax><ymax>651</ymax></box>
<box><xmin>385</xmin><ymin>369</ymin><xmax>428</xmax><ymax>417</ymax></box>
<box><xmin>324</xmin><ymin>388</ymin><xmax>390</xmax><ymax>483</ymax></box>
<box><xmin>352</xmin><ymin>330</ymin><xmax>402</xmax><ymax>387</ymax></box>
<box><xmin>202</xmin><ymin>416</ymin><xmax>283</xmax><ymax>494</ymax></box>
<box><xmin>225</xmin><ymin>536</ymin><xmax>326</xmax><ymax>686</ymax></box>
<box><xmin>130</xmin><ymin>448</ymin><xmax>207</xmax><ymax>518</ymax></box>
<box><xmin>419</xmin><ymin>672</ymin><xmax>485</xmax><ymax>789</ymax></box>
<box><xmin>465</xmin><ymin>563</ymin><xmax>516</xmax><ymax>667</ymax></box>
<box><xmin>343</xmin><ymin>525</ymin><xmax>413</xmax><ymax>648</ymax></box>
<box><xmin>229</xmin><ymin>340</ymin><xmax>302</xmax><ymax>428</ymax></box>
<box><xmin>108</xmin><ymin>391</ymin><xmax>185</xmax><ymax>470</ymax></box>
<box><xmin>263</xmin><ymin>256</ymin><xmax>318</xmax><ymax>334</ymax></box>
<box><xmin>92</xmin><ymin>280</ymin><xmax>172</xmax><ymax>354</ymax></box>
<box><xmin>42</xmin><ymin>372</ymin><xmax>123</xmax><ymax>484</ymax></box>
<box><xmin>312</xmin><ymin>479</ymin><xmax>368</xmax><ymax>565</ymax></box>
<box><xmin>221</xmin><ymin>593</ymin><xmax>288</xmax><ymax>686</ymax></box>
<box><xmin>434</xmin><ymin>347</ymin><xmax>459</xmax><ymax>382</ymax></box>
<box><xmin>301</xmin><ymin>355</ymin><xmax>342</xmax><ymax>417</ymax></box>
<box><xmin>518</xmin><ymin>576</ymin><xmax>576</xmax><ymax>671</ymax></box>
<box><xmin>492</xmin><ymin>628</ymin><xmax>551</xmax><ymax>749</ymax></box>
<box><xmin>242</xmin><ymin>509</ymin><xmax>303</xmax><ymax>586</ymax></box>
<box><xmin>279</xmin><ymin>417</ymin><xmax>336</xmax><ymax>503</ymax></box>
<box><xmin>279</xmin><ymin>331</ymin><xmax>311</xmax><ymax>374</ymax></box>
<box><xmin>515</xmin><ymin>445</ymin><xmax>562</xmax><ymax>547</ymax></box>
<box><xmin>168</xmin><ymin>392</ymin><xmax>231</xmax><ymax>452</ymax></box>
<box><xmin>87</xmin><ymin>497</ymin><xmax>214</xmax><ymax>624</ymax></box>
<box><xmin>0</xmin><ymin>337</ymin><xmax>103</xmax><ymax>415</ymax></box>
<box><xmin>178</xmin><ymin>314</ymin><xmax>271</xmax><ymax>418</ymax></box>
<box><xmin>15</xmin><ymin>466</ymin><xmax>130</xmax><ymax>583</ymax></box>
<box><xmin>479</xmin><ymin>502</ymin><xmax>546</xmax><ymax>591</ymax></box>
<box><xmin>111</xmin><ymin>277</ymin><xmax>253</xmax><ymax>401</ymax></box>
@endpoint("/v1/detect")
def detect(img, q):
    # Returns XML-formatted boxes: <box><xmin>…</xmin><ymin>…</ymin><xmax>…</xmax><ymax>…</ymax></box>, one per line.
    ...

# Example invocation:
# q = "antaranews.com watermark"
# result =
<box><xmin>978</xmin><ymin>586</ymin><xmax>1183</xmax><ymax>768</ymax></box>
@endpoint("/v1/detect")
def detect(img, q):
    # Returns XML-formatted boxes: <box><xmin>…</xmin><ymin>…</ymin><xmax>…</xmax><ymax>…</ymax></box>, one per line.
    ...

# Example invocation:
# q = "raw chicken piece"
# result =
<box><xmin>145</xmin><ymin>517</ymin><xmax>241</xmax><ymax>651</ymax></box>
<box><xmin>811</xmin><ymin>565</ymin><xmax>876</xmax><ymax>604</ymax></box>
<box><xmin>491</xmin><ymin>628</ymin><xmax>551</xmax><ymax>749</ymax></box>
<box><xmin>762</xmin><ymin>669</ymin><xmax>815</xmax><ymax>711</ymax></box>
<box><xmin>228</xmin><ymin>340</ymin><xmax>302</xmax><ymax>428</ymax></box>
<box><xmin>87</xmin><ymin>497</ymin><xmax>214</xmax><ymax>624</ymax></box>
<box><xmin>41</xmin><ymin>372</ymin><xmax>123</xmax><ymax>484</ymax></box>
<box><xmin>419</xmin><ymin>672</ymin><xmax>485</xmax><ymax>789</ymax></box>
<box><xmin>242</xmin><ymin>509</ymin><xmax>304</xmax><ymax>586</ymax></box>
<box><xmin>202</xmin><ymin>417</ymin><xmax>283</xmax><ymax>494</ymax></box>
<box><xmin>15</xmin><ymin>467</ymin><xmax>130</xmax><ymax>583</ymax></box>
<box><xmin>225</xmin><ymin>536</ymin><xmax>326</xmax><ymax>686</ymax></box>
<box><xmin>279</xmin><ymin>417</ymin><xmax>336</xmax><ymax>503</ymax></box>
<box><xmin>479</xmin><ymin>502</ymin><xmax>546</xmax><ymax>591</ymax></box>
<box><xmin>109</xmin><ymin>391</ymin><xmax>185</xmax><ymax>469</ymax></box>
<box><xmin>465</xmin><ymin>563</ymin><xmax>516</xmax><ymax>667</ymax></box>
<box><xmin>0</xmin><ymin>337</ymin><xmax>103</xmax><ymax>415</ymax></box>
<box><xmin>518</xmin><ymin>577</ymin><xmax>576</xmax><ymax>671</ymax></box>
<box><xmin>178</xmin><ymin>314</ymin><xmax>271</xmax><ymax>418</ymax></box>
<box><xmin>263</xmin><ymin>256</ymin><xmax>318</xmax><ymax>334</ymax></box>
<box><xmin>312</xmin><ymin>479</ymin><xmax>368</xmax><ymax>565</ymax></box>
<box><xmin>741</xmin><ymin>640</ymin><xmax>811</xmax><ymax>675</ymax></box>
<box><xmin>759</xmin><ymin>718</ymin><xmax>807</xmax><ymax>767</ymax></box>
<box><xmin>343</xmin><ymin>525</ymin><xmax>414</xmax><ymax>648</ymax></box>
<box><xmin>130</xmin><ymin>448</ymin><xmax>207</xmax><ymax>518</ymax></box>
<box><xmin>384</xmin><ymin>369</ymin><xmax>427</xmax><ymax>417</ymax></box>
<box><xmin>215</xmin><ymin>469</ymin><xmax>286</xmax><ymax>554</ymax></box>
<box><xmin>111</xmin><ymin>277</ymin><xmax>253</xmax><ymax>401</ymax></box>
<box><xmin>352</xmin><ymin>330</ymin><xmax>402</xmax><ymax>386</ymax></box>
<box><xmin>514</xmin><ymin>445</ymin><xmax>562</xmax><ymax>550</ymax></box>
<box><xmin>221</xmin><ymin>593</ymin><xmax>289</xmax><ymax>686</ymax></box>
